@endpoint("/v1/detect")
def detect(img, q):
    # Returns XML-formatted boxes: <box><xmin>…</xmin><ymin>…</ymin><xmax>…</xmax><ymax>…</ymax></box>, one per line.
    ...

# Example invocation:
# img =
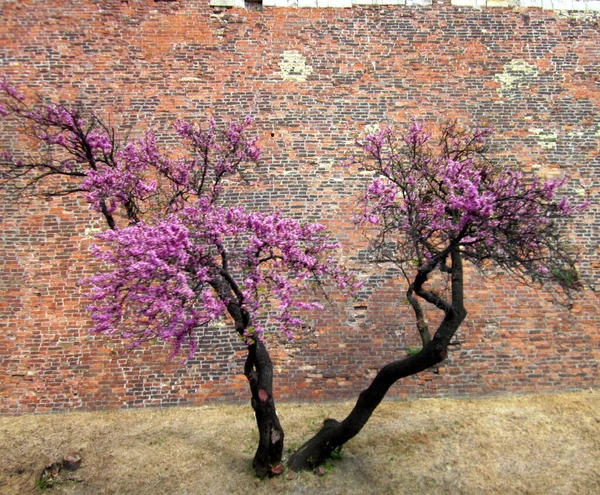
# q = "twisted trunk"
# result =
<box><xmin>288</xmin><ymin>251</ymin><xmax>466</xmax><ymax>471</ymax></box>
<box><xmin>210</xmin><ymin>274</ymin><xmax>284</xmax><ymax>478</ymax></box>
<box><xmin>244</xmin><ymin>340</ymin><xmax>284</xmax><ymax>478</ymax></box>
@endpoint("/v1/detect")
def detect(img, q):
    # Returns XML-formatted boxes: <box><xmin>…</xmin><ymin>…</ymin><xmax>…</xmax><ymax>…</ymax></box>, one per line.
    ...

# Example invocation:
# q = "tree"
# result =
<box><xmin>1</xmin><ymin>82</ymin><xmax>589</xmax><ymax>476</ymax></box>
<box><xmin>287</xmin><ymin>119</ymin><xmax>589</xmax><ymax>470</ymax></box>
<box><xmin>0</xmin><ymin>81</ymin><xmax>357</xmax><ymax>478</ymax></box>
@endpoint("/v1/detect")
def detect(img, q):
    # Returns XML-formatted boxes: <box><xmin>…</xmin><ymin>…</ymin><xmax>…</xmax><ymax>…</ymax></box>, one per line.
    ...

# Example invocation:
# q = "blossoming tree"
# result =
<box><xmin>0</xmin><ymin>82</ymin><xmax>356</xmax><ymax>477</ymax></box>
<box><xmin>287</xmin><ymin>120</ymin><xmax>588</xmax><ymax>470</ymax></box>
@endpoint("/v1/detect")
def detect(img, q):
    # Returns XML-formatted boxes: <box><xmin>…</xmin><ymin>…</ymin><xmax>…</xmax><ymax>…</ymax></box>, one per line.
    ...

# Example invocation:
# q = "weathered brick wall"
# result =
<box><xmin>0</xmin><ymin>0</ymin><xmax>598</xmax><ymax>414</ymax></box>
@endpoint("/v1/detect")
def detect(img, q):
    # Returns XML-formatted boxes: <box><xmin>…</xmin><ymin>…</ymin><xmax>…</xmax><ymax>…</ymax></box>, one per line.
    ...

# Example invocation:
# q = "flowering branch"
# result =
<box><xmin>354</xmin><ymin>119</ymin><xmax>588</xmax><ymax>300</ymax></box>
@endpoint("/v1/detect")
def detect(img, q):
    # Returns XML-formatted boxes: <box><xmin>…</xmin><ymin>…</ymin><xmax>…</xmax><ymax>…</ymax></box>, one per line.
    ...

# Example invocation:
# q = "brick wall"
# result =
<box><xmin>0</xmin><ymin>0</ymin><xmax>598</xmax><ymax>414</ymax></box>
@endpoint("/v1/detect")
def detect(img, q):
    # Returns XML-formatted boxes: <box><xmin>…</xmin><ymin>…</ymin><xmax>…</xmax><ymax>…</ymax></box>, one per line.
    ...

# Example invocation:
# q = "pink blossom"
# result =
<box><xmin>351</xmin><ymin>118</ymin><xmax>587</xmax><ymax>289</ymax></box>
<box><xmin>73</xmin><ymin>116</ymin><xmax>358</xmax><ymax>353</ymax></box>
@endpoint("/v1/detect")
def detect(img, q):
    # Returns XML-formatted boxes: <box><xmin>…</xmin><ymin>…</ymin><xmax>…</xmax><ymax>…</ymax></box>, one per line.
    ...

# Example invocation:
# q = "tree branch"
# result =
<box><xmin>406</xmin><ymin>285</ymin><xmax>431</xmax><ymax>346</ymax></box>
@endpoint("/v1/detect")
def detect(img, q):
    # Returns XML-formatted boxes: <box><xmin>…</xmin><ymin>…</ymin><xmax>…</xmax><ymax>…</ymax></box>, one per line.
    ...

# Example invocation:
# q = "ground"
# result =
<box><xmin>1</xmin><ymin>390</ymin><xmax>598</xmax><ymax>494</ymax></box>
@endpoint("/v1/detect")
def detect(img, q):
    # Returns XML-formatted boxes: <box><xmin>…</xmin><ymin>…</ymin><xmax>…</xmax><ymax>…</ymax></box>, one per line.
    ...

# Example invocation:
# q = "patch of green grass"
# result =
<box><xmin>407</xmin><ymin>346</ymin><xmax>422</xmax><ymax>357</ymax></box>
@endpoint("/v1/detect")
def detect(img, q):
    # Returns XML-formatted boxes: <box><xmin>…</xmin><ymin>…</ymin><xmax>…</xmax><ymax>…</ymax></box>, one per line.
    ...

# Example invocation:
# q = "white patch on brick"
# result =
<box><xmin>495</xmin><ymin>59</ymin><xmax>539</xmax><ymax>94</ymax></box>
<box><xmin>567</xmin><ymin>130</ymin><xmax>584</xmax><ymax>138</ymax></box>
<box><xmin>318</xmin><ymin>157</ymin><xmax>335</xmax><ymax>170</ymax></box>
<box><xmin>278</xmin><ymin>51</ymin><xmax>313</xmax><ymax>82</ymax></box>
<box><xmin>84</xmin><ymin>226</ymin><xmax>103</xmax><ymax>239</ymax></box>
<box><xmin>361</xmin><ymin>123</ymin><xmax>381</xmax><ymax>137</ymax></box>
<box><xmin>529</xmin><ymin>128</ymin><xmax>558</xmax><ymax>149</ymax></box>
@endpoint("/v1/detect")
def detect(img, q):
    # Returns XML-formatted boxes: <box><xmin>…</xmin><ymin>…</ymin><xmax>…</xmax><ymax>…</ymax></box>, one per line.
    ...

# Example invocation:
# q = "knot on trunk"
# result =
<box><xmin>258</xmin><ymin>389</ymin><xmax>269</xmax><ymax>402</ymax></box>
<box><xmin>322</xmin><ymin>418</ymin><xmax>339</xmax><ymax>430</ymax></box>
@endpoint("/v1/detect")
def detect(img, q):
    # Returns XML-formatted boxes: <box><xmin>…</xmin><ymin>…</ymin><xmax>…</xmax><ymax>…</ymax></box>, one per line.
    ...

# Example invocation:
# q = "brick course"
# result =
<box><xmin>0</xmin><ymin>0</ymin><xmax>598</xmax><ymax>414</ymax></box>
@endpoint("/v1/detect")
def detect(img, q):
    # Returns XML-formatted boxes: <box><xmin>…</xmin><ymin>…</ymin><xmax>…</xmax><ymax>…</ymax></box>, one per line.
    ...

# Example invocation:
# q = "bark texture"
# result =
<box><xmin>288</xmin><ymin>251</ymin><xmax>466</xmax><ymax>471</ymax></box>
<box><xmin>212</xmin><ymin>275</ymin><xmax>284</xmax><ymax>478</ymax></box>
<box><xmin>245</xmin><ymin>340</ymin><xmax>285</xmax><ymax>478</ymax></box>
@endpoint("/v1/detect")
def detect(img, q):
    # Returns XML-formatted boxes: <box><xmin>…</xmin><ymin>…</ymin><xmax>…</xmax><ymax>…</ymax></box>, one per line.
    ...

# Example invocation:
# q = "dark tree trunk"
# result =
<box><xmin>244</xmin><ymin>339</ymin><xmax>285</xmax><ymax>478</ymax></box>
<box><xmin>287</xmin><ymin>340</ymin><xmax>454</xmax><ymax>471</ymax></box>
<box><xmin>211</xmin><ymin>276</ymin><xmax>285</xmax><ymax>478</ymax></box>
<box><xmin>288</xmin><ymin>251</ymin><xmax>466</xmax><ymax>472</ymax></box>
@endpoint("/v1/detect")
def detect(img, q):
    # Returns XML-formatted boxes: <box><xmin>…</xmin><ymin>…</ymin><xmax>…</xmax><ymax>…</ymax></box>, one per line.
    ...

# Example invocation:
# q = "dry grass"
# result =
<box><xmin>1</xmin><ymin>390</ymin><xmax>599</xmax><ymax>494</ymax></box>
